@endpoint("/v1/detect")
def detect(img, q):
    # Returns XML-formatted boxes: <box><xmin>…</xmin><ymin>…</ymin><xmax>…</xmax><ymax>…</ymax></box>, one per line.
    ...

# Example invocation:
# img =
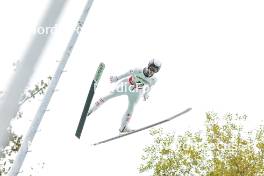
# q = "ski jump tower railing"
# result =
<box><xmin>8</xmin><ymin>0</ymin><xmax>95</xmax><ymax>175</ymax></box>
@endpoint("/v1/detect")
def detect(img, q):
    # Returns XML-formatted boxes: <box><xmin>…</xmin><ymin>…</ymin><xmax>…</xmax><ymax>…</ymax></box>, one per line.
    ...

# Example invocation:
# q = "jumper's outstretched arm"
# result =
<box><xmin>110</xmin><ymin>69</ymin><xmax>135</xmax><ymax>83</ymax></box>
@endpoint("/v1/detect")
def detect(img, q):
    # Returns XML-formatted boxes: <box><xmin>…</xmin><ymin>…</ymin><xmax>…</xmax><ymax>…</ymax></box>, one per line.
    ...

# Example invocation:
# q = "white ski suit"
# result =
<box><xmin>88</xmin><ymin>68</ymin><xmax>157</xmax><ymax>132</ymax></box>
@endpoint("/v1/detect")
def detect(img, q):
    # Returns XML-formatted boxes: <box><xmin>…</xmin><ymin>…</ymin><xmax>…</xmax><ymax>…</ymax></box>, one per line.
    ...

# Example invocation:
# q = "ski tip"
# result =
<box><xmin>186</xmin><ymin>107</ymin><xmax>192</xmax><ymax>112</ymax></box>
<box><xmin>184</xmin><ymin>108</ymin><xmax>192</xmax><ymax>114</ymax></box>
<box><xmin>99</xmin><ymin>62</ymin><xmax>105</xmax><ymax>68</ymax></box>
<box><xmin>94</xmin><ymin>62</ymin><xmax>105</xmax><ymax>81</ymax></box>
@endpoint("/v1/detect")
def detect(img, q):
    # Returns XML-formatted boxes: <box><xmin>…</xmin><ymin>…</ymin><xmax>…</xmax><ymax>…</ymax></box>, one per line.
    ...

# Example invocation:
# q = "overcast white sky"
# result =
<box><xmin>1</xmin><ymin>0</ymin><xmax>264</xmax><ymax>175</ymax></box>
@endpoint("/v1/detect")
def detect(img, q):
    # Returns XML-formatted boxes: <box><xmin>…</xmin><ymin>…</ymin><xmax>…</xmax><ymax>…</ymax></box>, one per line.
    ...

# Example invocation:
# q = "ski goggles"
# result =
<box><xmin>149</xmin><ymin>66</ymin><xmax>159</xmax><ymax>73</ymax></box>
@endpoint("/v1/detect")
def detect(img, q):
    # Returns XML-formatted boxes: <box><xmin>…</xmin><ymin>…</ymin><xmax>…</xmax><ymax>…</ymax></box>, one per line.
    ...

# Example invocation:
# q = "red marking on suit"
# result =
<box><xmin>96</xmin><ymin>98</ymin><xmax>104</xmax><ymax>106</ymax></box>
<box><xmin>128</xmin><ymin>76</ymin><xmax>143</xmax><ymax>89</ymax></box>
<box><xmin>126</xmin><ymin>114</ymin><xmax>132</xmax><ymax>122</ymax></box>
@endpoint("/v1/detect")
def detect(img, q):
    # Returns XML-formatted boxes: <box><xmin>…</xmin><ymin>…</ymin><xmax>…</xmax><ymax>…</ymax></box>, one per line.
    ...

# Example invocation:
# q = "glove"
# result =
<box><xmin>110</xmin><ymin>76</ymin><xmax>119</xmax><ymax>83</ymax></box>
<box><xmin>143</xmin><ymin>94</ymin><xmax>149</xmax><ymax>101</ymax></box>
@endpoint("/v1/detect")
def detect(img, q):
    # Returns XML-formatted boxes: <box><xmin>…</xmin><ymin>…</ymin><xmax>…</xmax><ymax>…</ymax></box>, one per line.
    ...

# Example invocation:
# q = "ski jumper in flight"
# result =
<box><xmin>88</xmin><ymin>59</ymin><xmax>161</xmax><ymax>133</ymax></box>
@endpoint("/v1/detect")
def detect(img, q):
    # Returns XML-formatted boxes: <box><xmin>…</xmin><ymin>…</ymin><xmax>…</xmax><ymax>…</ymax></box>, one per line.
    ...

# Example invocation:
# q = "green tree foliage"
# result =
<box><xmin>0</xmin><ymin>133</ymin><xmax>22</xmax><ymax>176</ymax></box>
<box><xmin>139</xmin><ymin>113</ymin><xmax>264</xmax><ymax>176</ymax></box>
<box><xmin>0</xmin><ymin>77</ymin><xmax>51</xmax><ymax>175</ymax></box>
<box><xmin>19</xmin><ymin>76</ymin><xmax>52</xmax><ymax>106</ymax></box>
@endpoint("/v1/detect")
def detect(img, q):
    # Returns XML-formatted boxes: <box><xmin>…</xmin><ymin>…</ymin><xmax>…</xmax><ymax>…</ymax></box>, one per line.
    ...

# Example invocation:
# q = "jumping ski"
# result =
<box><xmin>75</xmin><ymin>62</ymin><xmax>105</xmax><ymax>138</ymax></box>
<box><xmin>92</xmin><ymin>107</ymin><xmax>192</xmax><ymax>146</ymax></box>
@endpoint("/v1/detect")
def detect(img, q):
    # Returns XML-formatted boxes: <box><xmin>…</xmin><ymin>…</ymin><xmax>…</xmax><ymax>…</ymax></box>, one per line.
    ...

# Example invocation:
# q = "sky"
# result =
<box><xmin>1</xmin><ymin>0</ymin><xmax>264</xmax><ymax>175</ymax></box>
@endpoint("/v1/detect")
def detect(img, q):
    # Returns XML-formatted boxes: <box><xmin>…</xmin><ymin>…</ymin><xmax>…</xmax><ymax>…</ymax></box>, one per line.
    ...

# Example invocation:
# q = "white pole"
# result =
<box><xmin>8</xmin><ymin>0</ymin><xmax>95</xmax><ymax>175</ymax></box>
<box><xmin>0</xmin><ymin>0</ymin><xmax>68</xmax><ymax>150</ymax></box>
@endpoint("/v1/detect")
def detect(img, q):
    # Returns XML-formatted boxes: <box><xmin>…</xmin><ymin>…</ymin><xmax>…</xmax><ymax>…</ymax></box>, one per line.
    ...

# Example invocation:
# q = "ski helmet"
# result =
<box><xmin>148</xmin><ymin>59</ymin><xmax>161</xmax><ymax>73</ymax></box>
